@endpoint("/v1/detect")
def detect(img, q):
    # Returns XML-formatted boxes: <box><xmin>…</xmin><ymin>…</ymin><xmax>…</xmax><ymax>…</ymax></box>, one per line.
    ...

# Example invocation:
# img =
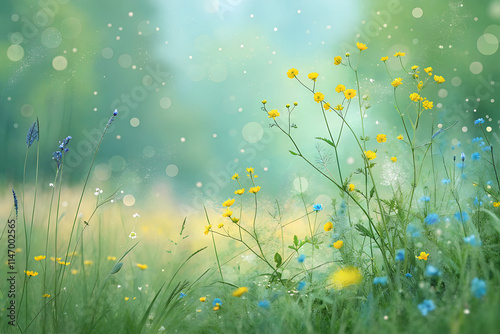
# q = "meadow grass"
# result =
<box><xmin>2</xmin><ymin>44</ymin><xmax>500</xmax><ymax>333</ymax></box>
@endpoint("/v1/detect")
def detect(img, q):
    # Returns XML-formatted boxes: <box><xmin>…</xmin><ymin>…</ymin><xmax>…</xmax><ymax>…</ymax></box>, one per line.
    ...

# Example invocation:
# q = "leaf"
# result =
<box><xmin>315</xmin><ymin>137</ymin><xmax>336</xmax><ymax>148</ymax></box>
<box><xmin>369</xmin><ymin>187</ymin><xmax>375</xmax><ymax>199</ymax></box>
<box><xmin>109</xmin><ymin>262</ymin><xmax>123</xmax><ymax>275</ymax></box>
<box><xmin>289</xmin><ymin>150</ymin><xmax>300</xmax><ymax>156</ymax></box>
<box><xmin>355</xmin><ymin>224</ymin><xmax>375</xmax><ymax>239</ymax></box>
<box><xmin>293</xmin><ymin>235</ymin><xmax>299</xmax><ymax>246</ymax></box>
<box><xmin>274</xmin><ymin>252</ymin><xmax>282</xmax><ymax>268</ymax></box>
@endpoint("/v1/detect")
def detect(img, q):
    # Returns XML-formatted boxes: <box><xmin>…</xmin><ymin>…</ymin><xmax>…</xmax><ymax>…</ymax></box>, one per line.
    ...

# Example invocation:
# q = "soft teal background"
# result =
<box><xmin>2</xmin><ymin>0</ymin><xmax>500</xmax><ymax>214</ymax></box>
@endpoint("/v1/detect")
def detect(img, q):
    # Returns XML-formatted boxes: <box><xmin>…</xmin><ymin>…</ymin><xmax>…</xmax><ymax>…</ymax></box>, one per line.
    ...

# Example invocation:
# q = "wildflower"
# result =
<box><xmin>471</xmin><ymin>152</ymin><xmax>480</xmax><ymax>161</ymax></box>
<box><xmin>424</xmin><ymin>213</ymin><xmax>438</xmax><ymax>225</ymax></box>
<box><xmin>422</xmin><ymin>100</ymin><xmax>433</xmax><ymax>110</ymax></box>
<box><xmin>335</xmin><ymin>84</ymin><xmax>346</xmax><ymax>93</ymax></box>
<box><xmin>395</xmin><ymin>249</ymin><xmax>405</xmax><ymax>261</ymax></box>
<box><xmin>356</xmin><ymin>42</ymin><xmax>368</xmax><ymax>51</ymax></box>
<box><xmin>314</xmin><ymin>92</ymin><xmax>325</xmax><ymax>103</ymax></box>
<box><xmin>434</xmin><ymin>75</ymin><xmax>445</xmax><ymax>84</ymax></box>
<box><xmin>409</xmin><ymin>93</ymin><xmax>423</xmax><ymax>102</ymax></box>
<box><xmin>108</xmin><ymin>256</ymin><xmax>116</xmax><ymax>261</ymax></box>
<box><xmin>344</xmin><ymin>89</ymin><xmax>356</xmax><ymax>99</ymax></box>
<box><xmin>34</xmin><ymin>255</ymin><xmax>46</xmax><ymax>261</ymax></box>
<box><xmin>234</xmin><ymin>188</ymin><xmax>245</xmax><ymax>195</ymax></box>
<box><xmin>329</xmin><ymin>267</ymin><xmax>362</xmax><ymax>289</ymax></box>
<box><xmin>246</xmin><ymin>167</ymin><xmax>254</xmax><ymax>174</ymax></box>
<box><xmin>390</xmin><ymin>157</ymin><xmax>397</xmax><ymax>162</ymax></box>
<box><xmin>333</xmin><ymin>240</ymin><xmax>344</xmax><ymax>249</ymax></box>
<box><xmin>417</xmin><ymin>252</ymin><xmax>429</xmax><ymax>260</ymax></box>
<box><xmin>137</xmin><ymin>263</ymin><xmax>148</xmax><ymax>270</ymax></box>
<box><xmin>71</xmin><ymin>269</ymin><xmax>78</xmax><ymax>275</ymax></box>
<box><xmin>333</xmin><ymin>104</ymin><xmax>344</xmax><ymax>111</ymax></box>
<box><xmin>474</xmin><ymin>197</ymin><xmax>483</xmax><ymax>206</ymax></box>
<box><xmin>494</xmin><ymin>202</ymin><xmax>500</xmax><ymax>207</ymax></box>
<box><xmin>380</xmin><ymin>56</ymin><xmax>388</xmax><ymax>61</ymax></box>
<box><xmin>298</xmin><ymin>281</ymin><xmax>306</xmax><ymax>291</ymax></box>
<box><xmin>25</xmin><ymin>270</ymin><xmax>38</xmax><ymax>277</ymax></box>
<box><xmin>364</xmin><ymin>150</ymin><xmax>377</xmax><ymax>160</ymax></box>
<box><xmin>58</xmin><ymin>261</ymin><xmax>70</xmax><ymax>266</ymax></box>
<box><xmin>204</xmin><ymin>225</ymin><xmax>212</xmax><ymax>235</ymax></box>
<box><xmin>107</xmin><ymin>109</ymin><xmax>118</xmax><ymax>126</ymax></box>
<box><xmin>405</xmin><ymin>273</ymin><xmax>412</xmax><ymax>278</ymax></box>
<box><xmin>294</xmin><ymin>102</ymin><xmax>298</xmax><ymax>106</ymax></box>
<box><xmin>268</xmin><ymin>109</ymin><xmax>280</xmax><ymax>119</ymax></box>
<box><xmin>222</xmin><ymin>208</ymin><xmax>233</xmax><ymax>217</ymax></box>
<box><xmin>397</xmin><ymin>134</ymin><xmax>403</xmax><ymax>140</ymax></box>
<box><xmin>84</xmin><ymin>260</ymin><xmax>93</xmax><ymax>266</ymax></box>
<box><xmin>249</xmin><ymin>186</ymin><xmax>261</xmax><ymax>194</ymax></box>
<box><xmin>52</xmin><ymin>136</ymin><xmax>72</xmax><ymax>169</ymax></box>
<box><xmin>324</xmin><ymin>222</ymin><xmax>333</xmax><ymax>231</ymax></box>
<box><xmin>411</xmin><ymin>65</ymin><xmax>419</xmax><ymax>70</ymax></box>
<box><xmin>129</xmin><ymin>231</ymin><xmax>137</xmax><ymax>239</ymax></box>
<box><xmin>471</xmin><ymin>278</ymin><xmax>487</xmax><ymax>298</ymax></box>
<box><xmin>474</xmin><ymin>118</ymin><xmax>485</xmax><ymax>125</ymax></box>
<box><xmin>50</xmin><ymin>257</ymin><xmax>62</xmax><ymax>262</ymax></box>
<box><xmin>334</xmin><ymin>56</ymin><xmax>342</xmax><ymax>65</ymax></box>
<box><xmin>308</xmin><ymin>72</ymin><xmax>319</xmax><ymax>80</ymax></box>
<box><xmin>287</xmin><ymin>68</ymin><xmax>299</xmax><ymax>79</ymax></box>
<box><xmin>376</xmin><ymin>134</ymin><xmax>387</xmax><ymax>143</ymax></box>
<box><xmin>391</xmin><ymin>78</ymin><xmax>403</xmax><ymax>87</ymax></box>
<box><xmin>425</xmin><ymin>265</ymin><xmax>441</xmax><ymax>277</ymax></box>
<box><xmin>424</xmin><ymin>67</ymin><xmax>433</xmax><ymax>74</ymax></box>
<box><xmin>420</xmin><ymin>196</ymin><xmax>431</xmax><ymax>202</ymax></box>
<box><xmin>454</xmin><ymin>211</ymin><xmax>469</xmax><ymax>222</ymax></box>
<box><xmin>348</xmin><ymin>183</ymin><xmax>355</xmax><ymax>192</ymax></box>
<box><xmin>464</xmin><ymin>235</ymin><xmax>482</xmax><ymax>246</ymax></box>
<box><xmin>324</xmin><ymin>102</ymin><xmax>331</xmax><ymax>110</ymax></box>
<box><xmin>418</xmin><ymin>300</ymin><xmax>436</xmax><ymax>316</ymax></box>
<box><xmin>218</xmin><ymin>223</ymin><xmax>224</xmax><ymax>228</ymax></box>
<box><xmin>12</xmin><ymin>189</ymin><xmax>18</xmax><ymax>217</ymax></box>
<box><xmin>26</xmin><ymin>119</ymin><xmax>39</xmax><ymax>148</ymax></box>
<box><xmin>298</xmin><ymin>254</ymin><xmax>306</xmax><ymax>263</ymax></box>
<box><xmin>43</xmin><ymin>294</ymin><xmax>50</xmax><ymax>298</ymax></box>
<box><xmin>258</xmin><ymin>300</ymin><xmax>271</xmax><ymax>308</ymax></box>
<box><xmin>262</xmin><ymin>100</ymin><xmax>267</xmax><ymax>104</ymax></box>
<box><xmin>232</xmin><ymin>287</ymin><xmax>248</xmax><ymax>297</ymax></box>
<box><xmin>345</xmin><ymin>52</ymin><xmax>350</xmax><ymax>57</ymax></box>
<box><xmin>212</xmin><ymin>298</ymin><xmax>222</xmax><ymax>306</ymax></box>
<box><xmin>199</xmin><ymin>297</ymin><xmax>206</xmax><ymax>302</ymax></box>
<box><xmin>483</xmin><ymin>146</ymin><xmax>492</xmax><ymax>152</ymax></box>
<box><xmin>222</xmin><ymin>198</ymin><xmax>235</xmax><ymax>207</ymax></box>
<box><xmin>394</xmin><ymin>51</ymin><xmax>405</xmax><ymax>57</ymax></box>
<box><xmin>373</xmin><ymin>277</ymin><xmax>388</xmax><ymax>285</ymax></box>
<box><xmin>442</xmin><ymin>178</ymin><xmax>451</xmax><ymax>184</ymax></box>
<box><xmin>231</xmin><ymin>173</ymin><xmax>239</xmax><ymax>180</ymax></box>
<box><xmin>231</xmin><ymin>217</ymin><xmax>240</xmax><ymax>223</ymax></box>
<box><xmin>125</xmin><ymin>297</ymin><xmax>129</xmax><ymax>301</ymax></box>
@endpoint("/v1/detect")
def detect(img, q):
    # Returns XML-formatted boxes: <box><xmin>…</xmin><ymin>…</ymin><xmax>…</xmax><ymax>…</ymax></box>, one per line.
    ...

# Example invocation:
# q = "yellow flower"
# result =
<box><xmin>333</xmin><ymin>240</ymin><xmax>344</xmax><ymax>249</ymax></box>
<box><xmin>380</xmin><ymin>56</ymin><xmax>388</xmax><ymax>62</ymax></box>
<box><xmin>364</xmin><ymin>150</ymin><xmax>377</xmax><ymax>160</ymax></box>
<box><xmin>335</xmin><ymin>84</ymin><xmax>346</xmax><ymax>93</ymax></box>
<box><xmin>222</xmin><ymin>208</ymin><xmax>233</xmax><ymax>217</ymax></box>
<box><xmin>137</xmin><ymin>263</ymin><xmax>148</xmax><ymax>270</ymax></box>
<box><xmin>71</xmin><ymin>269</ymin><xmax>78</xmax><ymax>275</ymax></box>
<box><xmin>334</xmin><ymin>104</ymin><xmax>344</xmax><ymax>111</ymax></box>
<box><xmin>434</xmin><ymin>75</ymin><xmax>445</xmax><ymax>84</ymax></box>
<box><xmin>234</xmin><ymin>188</ymin><xmax>245</xmax><ymax>195</ymax></box>
<box><xmin>493</xmin><ymin>202</ymin><xmax>500</xmax><ymax>207</ymax></box>
<box><xmin>416</xmin><ymin>252</ymin><xmax>429</xmax><ymax>260</ymax></box>
<box><xmin>204</xmin><ymin>225</ymin><xmax>212</xmax><ymax>235</ymax></box>
<box><xmin>249</xmin><ymin>186</ymin><xmax>261</xmax><ymax>194</ymax></box>
<box><xmin>287</xmin><ymin>68</ymin><xmax>299</xmax><ymax>79</ymax></box>
<box><xmin>262</xmin><ymin>99</ymin><xmax>267</xmax><ymax>104</ymax></box>
<box><xmin>286</xmin><ymin>104</ymin><xmax>290</xmax><ymax>108</ymax></box>
<box><xmin>397</xmin><ymin>134</ymin><xmax>403</xmax><ymax>140</ymax></box>
<box><xmin>391</xmin><ymin>78</ymin><xmax>403</xmax><ymax>87</ymax></box>
<box><xmin>231</xmin><ymin>217</ymin><xmax>240</xmax><ymax>223</ymax></box>
<box><xmin>268</xmin><ymin>109</ymin><xmax>280</xmax><ymax>119</ymax></box>
<box><xmin>58</xmin><ymin>261</ymin><xmax>70</xmax><ymax>266</ymax></box>
<box><xmin>246</xmin><ymin>167</ymin><xmax>254</xmax><ymax>174</ymax></box>
<box><xmin>43</xmin><ymin>294</ymin><xmax>50</xmax><ymax>298</ymax></box>
<box><xmin>344</xmin><ymin>89</ymin><xmax>356</xmax><ymax>100</ymax></box>
<box><xmin>308</xmin><ymin>72</ymin><xmax>319</xmax><ymax>80</ymax></box>
<box><xmin>424</xmin><ymin>67</ymin><xmax>433</xmax><ymax>74</ymax></box>
<box><xmin>391</xmin><ymin>157</ymin><xmax>397</xmax><ymax>162</ymax></box>
<box><xmin>231</xmin><ymin>173</ymin><xmax>239</xmax><ymax>180</ymax></box>
<box><xmin>411</xmin><ymin>65</ymin><xmax>419</xmax><ymax>70</ymax></box>
<box><xmin>34</xmin><ymin>255</ymin><xmax>46</xmax><ymax>261</ymax></box>
<box><xmin>125</xmin><ymin>297</ymin><xmax>129</xmax><ymax>301</ymax></box>
<box><xmin>24</xmin><ymin>270</ymin><xmax>38</xmax><ymax>277</ymax></box>
<box><xmin>394</xmin><ymin>51</ymin><xmax>405</xmax><ymax>57</ymax></box>
<box><xmin>294</xmin><ymin>102</ymin><xmax>298</xmax><ymax>106</ymax></box>
<box><xmin>356</xmin><ymin>42</ymin><xmax>368</xmax><ymax>51</ymax></box>
<box><xmin>232</xmin><ymin>287</ymin><xmax>248</xmax><ymax>297</ymax></box>
<box><xmin>334</xmin><ymin>56</ymin><xmax>342</xmax><ymax>65</ymax></box>
<box><xmin>199</xmin><ymin>297</ymin><xmax>206</xmax><ymax>302</ymax></box>
<box><xmin>108</xmin><ymin>256</ymin><xmax>116</xmax><ymax>261</ymax></box>
<box><xmin>409</xmin><ymin>93</ymin><xmax>423</xmax><ymax>102</ymax></box>
<box><xmin>213</xmin><ymin>305</ymin><xmax>220</xmax><ymax>311</ymax></box>
<box><xmin>324</xmin><ymin>222</ymin><xmax>334</xmax><ymax>231</ymax></box>
<box><xmin>84</xmin><ymin>260</ymin><xmax>93</xmax><ymax>266</ymax></box>
<box><xmin>348</xmin><ymin>184</ymin><xmax>355</xmax><ymax>192</ymax></box>
<box><xmin>324</xmin><ymin>102</ymin><xmax>331</xmax><ymax>110</ymax></box>
<box><xmin>422</xmin><ymin>100</ymin><xmax>433</xmax><ymax>110</ymax></box>
<box><xmin>329</xmin><ymin>267</ymin><xmax>362</xmax><ymax>289</ymax></box>
<box><xmin>376</xmin><ymin>134</ymin><xmax>387</xmax><ymax>143</ymax></box>
<box><xmin>68</xmin><ymin>251</ymin><xmax>78</xmax><ymax>256</ymax></box>
<box><xmin>222</xmin><ymin>198</ymin><xmax>235</xmax><ymax>207</ymax></box>
<box><xmin>50</xmin><ymin>257</ymin><xmax>62</xmax><ymax>262</ymax></box>
<box><xmin>314</xmin><ymin>92</ymin><xmax>325</xmax><ymax>103</ymax></box>
<box><xmin>417</xmin><ymin>81</ymin><xmax>424</xmax><ymax>91</ymax></box>
<box><xmin>218</xmin><ymin>223</ymin><xmax>224</xmax><ymax>228</ymax></box>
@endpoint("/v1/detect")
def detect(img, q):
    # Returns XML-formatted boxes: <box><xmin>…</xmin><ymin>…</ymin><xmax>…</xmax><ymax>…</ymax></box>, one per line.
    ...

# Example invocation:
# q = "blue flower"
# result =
<box><xmin>258</xmin><ymin>300</ymin><xmax>271</xmax><ymax>309</ymax></box>
<box><xmin>406</xmin><ymin>224</ymin><xmax>420</xmax><ymax>237</ymax></box>
<box><xmin>482</xmin><ymin>146</ymin><xmax>492</xmax><ymax>152</ymax></box>
<box><xmin>472</xmin><ymin>137</ymin><xmax>483</xmax><ymax>144</ymax></box>
<box><xmin>212</xmin><ymin>298</ymin><xmax>222</xmax><ymax>306</ymax></box>
<box><xmin>464</xmin><ymin>235</ymin><xmax>482</xmax><ymax>247</ymax></box>
<box><xmin>441</xmin><ymin>178</ymin><xmax>451</xmax><ymax>185</ymax></box>
<box><xmin>419</xmin><ymin>196</ymin><xmax>431</xmax><ymax>202</ymax></box>
<box><xmin>454</xmin><ymin>211</ymin><xmax>469</xmax><ymax>222</ymax></box>
<box><xmin>471</xmin><ymin>152</ymin><xmax>480</xmax><ymax>161</ymax></box>
<box><xmin>395</xmin><ymin>249</ymin><xmax>405</xmax><ymax>262</ymax></box>
<box><xmin>373</xmin><ymin>276</ymin><xmax>388</xmax><ymax>285</ymax></box>
<box><xmin>405</xmin><ymin>273</ymin><xmax>412</xmax><ymax>278</ymax></box>
<box><xmin>52</xmin><ymin>136</ymin><xmax>72</xmax><ymax>169</ymax></box>
<box><xmin>424</xmin><ymin>213</ymin><xmax>439</xmax><ymax>225</ymax></box>
<box><xmin>471</xmin><ymin>278</ymin><xmax>486</xmax><ymax>298</ymax></box>
<box><xmin>473</xmin><ymin>197</ymin><xmax>483</xmax><ymax>206</ymax></box>
<box><xmin>313</xmin><ymin>204</ymin><xmax>323</xmax><ymax>211</ymax></box>
<box><xmin>179</xmin><ymin>292</ymin><xmax>186</xmax><ymax>298</ymax></box>
<box><xmin>108</xmin><ymin>109</ymin><xmax>119</xmax><ymax>125</ymax></box>
<box><xmin>456</xmin><ymin>162</ymin><xmax>466</xmax><ymax>169</ymax></box>
<box><xmin>26</xmin><ymin>119</ymin><xmax>39</xmax><ymax>148</ymax></box>
<box><xmin>418</xmin><ymin>299</ymin><xmax>436</xmax><ymax>316</ymax></box>
<box><xmin>12</xmin><ymin>189</ymin><xmax>18</xmax><ymax>217</ymax></box>
<box><xmin>474</xmin><ymin>118</ymin><xmax>485</xmax><ymax>125</ymax></box>
<box><xmin>425</xmin><ymin>265</ymin><xmax>441</xmax><ymax>277</ymax></box>
<box><xmin>298</xmin><ymin>254</ymin><xmax>306</xmax><ymax>263</ymax></box>
<box><xmin>461</xmin><ymin>152</ymin><xmax>466</xmax><ymax>161</ymax></box>
<box><xmin>297</xmin><ymin>281</ymin><xmax>306</xmax><ymax>291</ymax></box>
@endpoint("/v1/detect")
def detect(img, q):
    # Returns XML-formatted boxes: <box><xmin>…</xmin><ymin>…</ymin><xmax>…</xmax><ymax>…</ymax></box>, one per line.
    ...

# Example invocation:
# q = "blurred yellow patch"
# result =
<box><xmin>329</xmin><ymin>267</ymin><xmax>362</xmax><ymax>289</ymax></box>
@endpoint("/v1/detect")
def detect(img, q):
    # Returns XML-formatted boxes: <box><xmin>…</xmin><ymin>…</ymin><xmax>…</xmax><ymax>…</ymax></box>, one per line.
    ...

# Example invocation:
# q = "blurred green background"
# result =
<box><xmin>2</xmin><ymin>0</ymin><xmax>500</xmax><ymax>215</ymax></box>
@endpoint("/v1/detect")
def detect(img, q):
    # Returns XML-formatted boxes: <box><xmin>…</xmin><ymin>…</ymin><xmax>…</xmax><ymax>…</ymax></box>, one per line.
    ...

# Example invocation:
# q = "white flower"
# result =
<box><xmin>129</xmin><ymin>231</ymin><xmax>137</xmax><ymax>239</ymax></box>
<box><xmin>49</xmin><ymin>183</ymin><xmax>54</xmax><ymax>187</ymax></box>
<box><xmin>133</xmin><ymin>213</ymin><xmax>140</xmax><ymax>218</ymax></box>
